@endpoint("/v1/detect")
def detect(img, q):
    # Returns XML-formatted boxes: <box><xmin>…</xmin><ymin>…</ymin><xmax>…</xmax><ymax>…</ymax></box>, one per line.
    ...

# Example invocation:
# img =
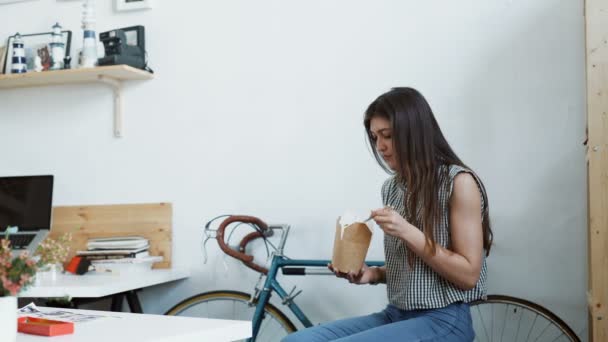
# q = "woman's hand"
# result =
<box><xmin>327</xmin><ymin>263</ymin><xmax>379</xmax><ymax>285</ymax></box>
<box><xmin>372</xmin><ymin>206</ymin><xmax>413</xmax><ymax>239</ymax></box>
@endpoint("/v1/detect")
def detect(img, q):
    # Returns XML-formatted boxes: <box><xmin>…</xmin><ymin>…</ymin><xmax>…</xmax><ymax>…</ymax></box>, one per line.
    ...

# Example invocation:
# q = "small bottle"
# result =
<box><xmin>80</xmin><ymin>0</ymin><xmax>98</xmax><ymax>68</ymax></box>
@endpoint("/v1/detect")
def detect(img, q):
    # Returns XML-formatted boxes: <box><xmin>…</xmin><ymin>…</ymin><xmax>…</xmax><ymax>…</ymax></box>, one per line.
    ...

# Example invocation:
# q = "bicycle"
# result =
<box><xmin>165</xmin><ymin>215</ymin><xmax>581</xmax><ymax>342</ymax></box>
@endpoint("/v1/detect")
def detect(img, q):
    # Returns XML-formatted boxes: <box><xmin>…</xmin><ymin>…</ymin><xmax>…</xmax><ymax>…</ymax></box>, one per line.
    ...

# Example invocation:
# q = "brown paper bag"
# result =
<box><xmin>331</xmin><ymin>220</ymin><xmax>372</xmax><ymax>274</ymax></box>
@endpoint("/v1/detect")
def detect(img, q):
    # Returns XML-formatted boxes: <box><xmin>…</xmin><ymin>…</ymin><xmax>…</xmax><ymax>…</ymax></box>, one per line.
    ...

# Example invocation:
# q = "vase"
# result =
<box><xmin>36</xmin><ymin>263</ymin><xmax>64</xmax><ymax>284</ymax></box>
<box><xmin>0</xmin><ymin>296</ymin><xmax>17</xmax><ymax>342</ymax></box>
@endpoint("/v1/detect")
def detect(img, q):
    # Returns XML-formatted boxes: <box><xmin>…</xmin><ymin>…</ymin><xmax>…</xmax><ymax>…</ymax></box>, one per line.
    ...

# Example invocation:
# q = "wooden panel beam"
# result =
<box><xmin>585</xmin><ymin>0</ymin><xmax>608</xmax><ymax>340</ymax></box>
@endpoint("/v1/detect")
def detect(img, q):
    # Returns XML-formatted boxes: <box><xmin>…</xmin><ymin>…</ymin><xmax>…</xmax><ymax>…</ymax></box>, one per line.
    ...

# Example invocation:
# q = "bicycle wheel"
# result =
<box><xmin>470</xmin><ymin>295</ymin><xmax>580</xmax><ymax>342</ymax></box>
<box><xmin>165</xmin><ymin>290</ymin><xmax>296</xmax><ymax>342</ymax></box>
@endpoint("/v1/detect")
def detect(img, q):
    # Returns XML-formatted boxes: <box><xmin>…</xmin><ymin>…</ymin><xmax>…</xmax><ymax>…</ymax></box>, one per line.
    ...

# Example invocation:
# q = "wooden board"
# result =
<box><xmin>585</xmin><ymin>0</ymin><xmax>608</xmax><ymax>340</ymax></box>
<box><xmin>0</xmin><ymin>65</ymin><xmax>153</xmax><ymax>89</ymax></box>
<box><xmin>49</xmin><ymin>203</ymin><xmax>172</xmax><ymax>269</ymax></box>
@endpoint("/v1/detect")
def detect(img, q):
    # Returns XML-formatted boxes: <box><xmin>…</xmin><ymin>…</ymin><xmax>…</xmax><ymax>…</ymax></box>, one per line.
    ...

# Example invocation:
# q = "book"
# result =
<box><xmin>89</xmin><ymin>256</ymin><xmax>163</xmax><ymax>274</ymax></box>
<box><xmin>90</xmin><ymin>255</ymin><xmax>163</xmax><ymax>264</ymax></box>
<box><xmin>86</xmin><ymin>236</ymin><xmax>149</xmax><ymax>250</ymax></box>
<box><xmin>76</xmin><ymin>246</ymin><xmax>150</xmax><ymax>256</ymax></box>
<box><xmin>83</xmin><ymin>251</ymin><xmax>150</xmax><ymax>260</ymax></box>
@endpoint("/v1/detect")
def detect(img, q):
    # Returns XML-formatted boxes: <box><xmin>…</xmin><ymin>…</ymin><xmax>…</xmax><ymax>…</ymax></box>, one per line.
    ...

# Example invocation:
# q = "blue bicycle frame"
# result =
<box><xmin>202</xmin><ymin>216</ymin><xmax>384</xmax><ymax>342</ymax></box>
<box><xmin>250</xmin><ymin>254</ymin><xmax>385</xmax><ymax>341</ymax></box>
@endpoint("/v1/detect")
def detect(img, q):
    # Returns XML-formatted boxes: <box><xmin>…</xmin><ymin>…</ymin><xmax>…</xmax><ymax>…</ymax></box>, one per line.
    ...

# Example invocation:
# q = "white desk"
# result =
<box><xmin>17</xmin><ymin>306</ymin><xmax>251</xmax><ymax>342</ymax></box>
<box><xmin>21</xmin><ymin>268</ymin><xmax>189</xmax><ymax>298</ymax></box>
<box><xmin>19</xmin><ymin>268</ymin><xmax>190</xmax><ymax>313</ymax></box>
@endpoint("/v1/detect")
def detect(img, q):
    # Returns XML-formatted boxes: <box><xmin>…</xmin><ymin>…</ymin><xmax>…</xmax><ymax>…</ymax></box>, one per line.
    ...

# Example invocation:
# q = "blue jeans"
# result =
<box><xmin>281</xmin><ymin>302</ymin><xmax>474</xmax><ymax>342</ymax></box>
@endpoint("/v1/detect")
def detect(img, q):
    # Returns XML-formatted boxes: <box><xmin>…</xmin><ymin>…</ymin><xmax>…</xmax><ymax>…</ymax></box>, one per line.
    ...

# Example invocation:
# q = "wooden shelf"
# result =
<box><xmin>0</xmin><ymin>65</ymin><xmax>153</xmax><ymax>137</ymax></box>
<box><xmin>0</xmin><ymin>65</ymin><xmax>152</xmax><ymax>88</ymax></box>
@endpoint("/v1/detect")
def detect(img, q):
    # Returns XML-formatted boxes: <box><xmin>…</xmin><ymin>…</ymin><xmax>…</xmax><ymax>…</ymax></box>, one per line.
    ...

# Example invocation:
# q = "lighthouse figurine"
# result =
<box><xmin>80</xmin><ymin>0</ymin><xmax>98</xmax><ymax>68</ymax></box>
<box><xmin>50</xmin><ymin>23</ymin><xmax>65</xmax><ymax>70</ymax></box>
<box><xmin>10</xmin><ymin>33</ymin><xmax>27</xmax><ymax>74</ymax></box>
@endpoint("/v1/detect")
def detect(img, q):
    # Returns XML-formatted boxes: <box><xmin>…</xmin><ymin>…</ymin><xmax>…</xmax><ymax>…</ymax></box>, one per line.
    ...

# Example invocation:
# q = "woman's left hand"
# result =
<box><xmin>372</xmin><ymin>206</ymin><xmax>413</xmax><ymax>239</ymax></box>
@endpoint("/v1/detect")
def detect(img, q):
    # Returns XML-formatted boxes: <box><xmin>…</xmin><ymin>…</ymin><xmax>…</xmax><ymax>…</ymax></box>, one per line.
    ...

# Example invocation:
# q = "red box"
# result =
<box><xmin>18</xmin><ymin>316</ymin><xmax>75</xmax><ymax>336</ymax></box>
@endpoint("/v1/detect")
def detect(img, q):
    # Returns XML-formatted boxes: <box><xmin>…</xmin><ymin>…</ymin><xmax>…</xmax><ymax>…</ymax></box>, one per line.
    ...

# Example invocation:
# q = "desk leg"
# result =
<box><xmin>110</xmin><ymin>291</ymin><xmax>142</xmax><ymax>313</ymax></box>
<box><xmin>125</xmin><ymin>290</ymin><xmax>143</xmax><ymax>313</ymax></box>
<box><xmin>111</xmin><ymin>294</ymin><xmax>124</xmax><ymax>312</ymax></box>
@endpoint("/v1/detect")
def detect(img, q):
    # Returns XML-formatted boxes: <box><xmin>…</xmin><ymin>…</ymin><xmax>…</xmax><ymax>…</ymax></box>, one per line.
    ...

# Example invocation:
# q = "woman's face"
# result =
<box><xmin>370</xmin><ymin>116</ymin><xmax>397</xmax><ymax>170</ymax></box>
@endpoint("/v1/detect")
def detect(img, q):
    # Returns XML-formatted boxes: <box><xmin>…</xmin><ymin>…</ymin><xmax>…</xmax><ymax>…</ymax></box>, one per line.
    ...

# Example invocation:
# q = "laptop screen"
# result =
<box><xmin>0</xmin><ymin>175</ymin><xmax>53</xmax><ymax>232</ymax></box>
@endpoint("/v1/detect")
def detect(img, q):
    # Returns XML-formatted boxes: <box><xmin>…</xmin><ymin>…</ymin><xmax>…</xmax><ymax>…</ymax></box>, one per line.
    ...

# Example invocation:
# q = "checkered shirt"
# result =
<box><xmin>381</xmin><ymin>164</ymin><xmax>488</xmax><ymax>310</ymax></box>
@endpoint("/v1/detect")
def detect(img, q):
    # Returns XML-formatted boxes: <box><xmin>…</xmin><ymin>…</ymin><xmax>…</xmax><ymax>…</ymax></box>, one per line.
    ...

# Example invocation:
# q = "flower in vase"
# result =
<box><xmin>35</xmin><ymin>233</ymin><xmax>72</xmax><ymax>267</ymax></box>
<box><xmin>0</xmin><ymin>239</ymin><xmax>38</xmax><ymax>296</ymax></box>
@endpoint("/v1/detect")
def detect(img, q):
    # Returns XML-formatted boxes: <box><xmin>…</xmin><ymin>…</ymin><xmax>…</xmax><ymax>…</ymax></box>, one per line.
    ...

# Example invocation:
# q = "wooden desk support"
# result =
<box><xmin>49</xmin><ymin>203</ymin><xmax>172</xmax><ymax>269</ymax></box>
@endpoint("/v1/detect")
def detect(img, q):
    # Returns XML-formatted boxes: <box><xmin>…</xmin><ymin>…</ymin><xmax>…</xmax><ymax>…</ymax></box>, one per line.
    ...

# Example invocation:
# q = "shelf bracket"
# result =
<box><xmin>98</xmin><ymin>75</ymin><xmax>123</xmax><ymax>138</ymax></box>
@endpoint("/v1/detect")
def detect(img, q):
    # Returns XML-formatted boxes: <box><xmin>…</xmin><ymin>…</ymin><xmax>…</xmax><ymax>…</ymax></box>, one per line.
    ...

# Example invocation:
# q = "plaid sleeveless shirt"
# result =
<box><xmin>381</xmin><ymin>164</ymin><xmax>488</xmax><ymax>310</ymax></box>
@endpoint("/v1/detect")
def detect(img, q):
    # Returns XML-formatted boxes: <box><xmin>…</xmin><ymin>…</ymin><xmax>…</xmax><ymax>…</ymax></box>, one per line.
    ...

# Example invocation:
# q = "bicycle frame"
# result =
<box><xmin>203</xmin><ymin>215</ymin><xmax>384</xmax><ymax>342</ymax></box>
<box><xmin>250</xmin><ymin>254</ymin><xmax>384</xmax><ymax>341</ymax></box>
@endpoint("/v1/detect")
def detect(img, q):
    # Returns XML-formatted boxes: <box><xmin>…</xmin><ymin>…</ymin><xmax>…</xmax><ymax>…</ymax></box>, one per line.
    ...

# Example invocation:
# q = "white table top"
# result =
<box><xmin>19</xmin><ymin>268</ymin><xmax>190</xmax><ymax>298</ymax></box>
<box><xmin>17</xmin><ymin>306</ymin><xmax>252</xmax><ymax>342</ymax></box>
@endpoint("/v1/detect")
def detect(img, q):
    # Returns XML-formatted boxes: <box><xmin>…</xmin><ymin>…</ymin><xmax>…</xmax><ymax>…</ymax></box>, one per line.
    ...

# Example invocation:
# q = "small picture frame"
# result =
<box><xmin>115</xmin><ymin>0</ymin><xmax>153</xmax><ymax>12</ymax></box>
<box><xmin>2</xmin><ymin>31</ymin><xmax>72</xmax><ymax>74</ymax></box>
<box><xmin>0</xmin><ymin>46</ymin><xmax>6</xmax><ymax>75</ymax></box>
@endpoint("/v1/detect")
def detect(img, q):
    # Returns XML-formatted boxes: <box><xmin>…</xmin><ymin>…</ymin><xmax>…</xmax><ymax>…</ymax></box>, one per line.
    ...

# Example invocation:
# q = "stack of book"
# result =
<box><xmin>76</xmin><ymin>236</ymin><xmax>162</xmax><ymax>272</ymax></box>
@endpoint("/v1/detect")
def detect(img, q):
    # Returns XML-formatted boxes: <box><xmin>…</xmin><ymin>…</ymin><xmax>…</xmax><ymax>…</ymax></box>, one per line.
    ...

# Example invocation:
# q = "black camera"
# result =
<box><xmin>98</xmin><ymin>25</ymin><xmax>147</xmax><ymax>70</ymax></box>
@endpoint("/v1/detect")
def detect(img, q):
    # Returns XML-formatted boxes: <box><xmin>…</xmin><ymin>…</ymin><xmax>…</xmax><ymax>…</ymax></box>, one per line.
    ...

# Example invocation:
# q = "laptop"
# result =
<box><xmin>0</xmin><ymin>175</ymin><xmax>53</xmax><ymax>257</ymax></box>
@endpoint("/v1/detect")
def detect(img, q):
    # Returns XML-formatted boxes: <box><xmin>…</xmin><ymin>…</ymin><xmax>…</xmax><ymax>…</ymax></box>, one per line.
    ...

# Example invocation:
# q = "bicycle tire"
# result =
<box><xmin>164</xmin><ymin>290</ymin><xmax>296</xmax><ymax>341</ymax></box>
<box><xmin>470</xmin><ymin>294</ymin><xmax>580</xmax><ymax>342</ymax></box>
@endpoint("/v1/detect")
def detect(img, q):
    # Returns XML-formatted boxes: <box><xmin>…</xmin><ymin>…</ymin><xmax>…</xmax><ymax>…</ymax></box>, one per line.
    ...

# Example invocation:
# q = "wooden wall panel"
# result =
<box><xmin>49</xmin><ymin>203</ymin><xmax>172</xmax><ymax>269</ymax></box>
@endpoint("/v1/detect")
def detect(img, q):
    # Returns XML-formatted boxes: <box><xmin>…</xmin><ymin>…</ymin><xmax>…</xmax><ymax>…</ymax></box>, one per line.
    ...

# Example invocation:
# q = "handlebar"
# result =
<box><xmin>216</xmin><ymin>215</ymin><xmax>270</xmax><ymax>274</ymax></box>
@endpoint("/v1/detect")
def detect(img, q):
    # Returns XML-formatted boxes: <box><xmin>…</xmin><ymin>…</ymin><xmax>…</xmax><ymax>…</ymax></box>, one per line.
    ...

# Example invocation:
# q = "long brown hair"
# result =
<box><xmin>364</xmin><ymin>87</ymin><xmax>493</xmax><ymax>256</ymax></box>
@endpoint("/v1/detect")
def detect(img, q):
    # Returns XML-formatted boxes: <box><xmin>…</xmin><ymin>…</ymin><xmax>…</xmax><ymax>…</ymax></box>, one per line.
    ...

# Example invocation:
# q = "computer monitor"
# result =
<box><xmin>0</xmin><ymin>175</ymin><xmax>53</xmax><ymax>232</ymax></box>
<box><xmin>0</xmin><ymin>175</ymin><xmax>53</xmax><ymax>256</ymax></box>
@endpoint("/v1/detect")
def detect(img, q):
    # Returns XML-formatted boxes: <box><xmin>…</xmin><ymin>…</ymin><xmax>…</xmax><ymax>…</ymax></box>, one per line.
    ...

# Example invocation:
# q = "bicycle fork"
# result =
<box><xmin>250</xmin><ymin>271</ymin><xmax>275</xmax><ymax>342</ymax></box>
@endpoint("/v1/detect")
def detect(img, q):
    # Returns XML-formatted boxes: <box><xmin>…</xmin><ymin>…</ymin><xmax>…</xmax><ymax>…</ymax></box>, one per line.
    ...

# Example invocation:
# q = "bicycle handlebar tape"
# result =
<box><xmin>65</xmin><ymin>256</ymin><xmax>91</xmax><ymax>275</ymax></box>
<box><xmin>218</xmin><ymin>215</ymin><xmax>270</xmax><ymax>275</ymax></box>
<box><xmin>282</xmin><ymin>267</ymin><xmax>305</xmax><ymax>275</ymax></box>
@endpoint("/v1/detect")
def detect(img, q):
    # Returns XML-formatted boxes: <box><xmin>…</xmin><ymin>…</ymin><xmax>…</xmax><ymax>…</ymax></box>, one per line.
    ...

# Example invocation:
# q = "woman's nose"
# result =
<box><xmin>376</xmin><ymin>140</ymin><xmax>386</xmax><ymax>152</ymax></box>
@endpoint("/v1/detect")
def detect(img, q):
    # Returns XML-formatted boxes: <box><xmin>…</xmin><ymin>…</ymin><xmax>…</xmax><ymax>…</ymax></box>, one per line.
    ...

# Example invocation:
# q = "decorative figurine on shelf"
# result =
<box><xmin>49</xmin><ymin>22</ymin><xmax>65</xmax><ymax>70</ymax></box>
<box><xmin>10</xmin><ymin>33</ymin><xmax>27</xmax><ymax>74</ymax></box>
<box><xmin>33</xmin><ymin>56</ymin><xmax>43</xmax><ymax>72</ymax></box>
<box><xmin>37</xmin><ymin>46</ymin><xmax>51</xmax><ymax>71</ymax></box>
<box><xmin>80</xmin><ymin>0</ymin><xmax>98</xmax><ymax>68</ymax></box>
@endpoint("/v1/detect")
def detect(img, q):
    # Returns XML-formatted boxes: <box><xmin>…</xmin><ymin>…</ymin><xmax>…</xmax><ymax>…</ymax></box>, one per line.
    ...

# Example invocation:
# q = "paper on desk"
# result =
<box><xmin>18</xmin><ymin>303</ymin><xmax>121</xmax><ymax>323</ymax></box>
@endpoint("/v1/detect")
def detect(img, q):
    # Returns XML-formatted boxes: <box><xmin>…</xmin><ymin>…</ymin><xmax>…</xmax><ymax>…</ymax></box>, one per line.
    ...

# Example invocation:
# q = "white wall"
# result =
<box><xmin>0</xmin><ymin>0</ymin><xmax>587</xmax><ymax>339</ymax></box>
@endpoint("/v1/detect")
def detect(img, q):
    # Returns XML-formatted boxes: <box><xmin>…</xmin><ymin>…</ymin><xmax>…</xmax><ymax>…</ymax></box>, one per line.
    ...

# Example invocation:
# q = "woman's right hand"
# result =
<box><xmin>327</xmin><ymin>263</ymin><xmax>379</xmax><ymax>285</ymax></box>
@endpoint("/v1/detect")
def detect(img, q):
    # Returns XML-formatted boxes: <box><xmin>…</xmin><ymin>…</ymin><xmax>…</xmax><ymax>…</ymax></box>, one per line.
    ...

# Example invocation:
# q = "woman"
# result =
<box><xmin>283</xmin><ymin>87</ymin><xmax>492</xmax><ymax>341</ymax></box>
